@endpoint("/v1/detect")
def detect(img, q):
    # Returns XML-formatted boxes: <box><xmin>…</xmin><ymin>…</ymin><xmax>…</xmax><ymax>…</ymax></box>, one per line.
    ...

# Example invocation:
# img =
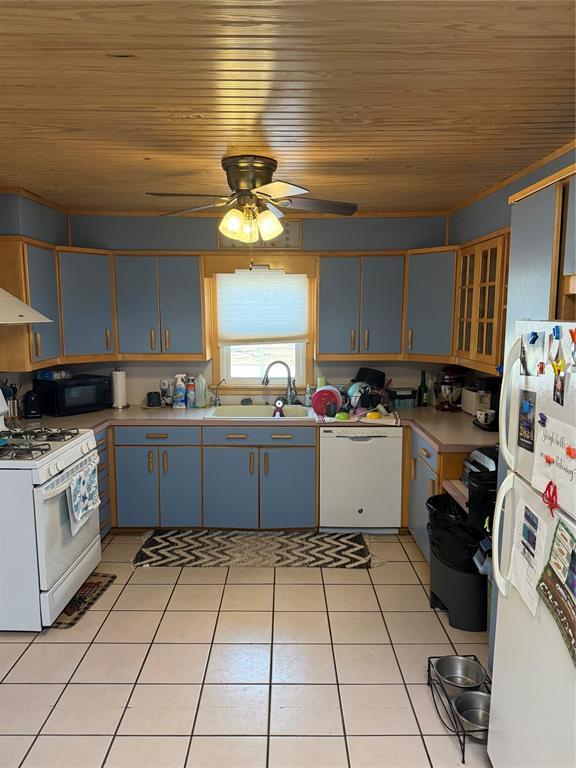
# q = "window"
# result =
<box><xmin>216</xmin><ymin>270</ymin><xmax>309</xmax><ymax>386</ymax></box>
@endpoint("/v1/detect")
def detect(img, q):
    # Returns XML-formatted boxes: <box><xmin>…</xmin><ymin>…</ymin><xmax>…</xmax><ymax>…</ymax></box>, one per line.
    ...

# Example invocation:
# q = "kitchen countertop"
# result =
<box><xmin>30</xmin><ymin>405</ymin><xmax>498</xmax><ymax>453</ymax></box>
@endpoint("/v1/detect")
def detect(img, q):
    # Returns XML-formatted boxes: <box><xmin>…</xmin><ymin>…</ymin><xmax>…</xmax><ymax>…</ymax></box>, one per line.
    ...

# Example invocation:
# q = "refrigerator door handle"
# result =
<box><xmin>499</xmin><ymin>337</ymin><xmax>522</xmax><ymax>472</ymax></box>
<box><xmin>492</xmin><ymin>472</ymin><xmax>515</xmax><ymax>597</ymax></box>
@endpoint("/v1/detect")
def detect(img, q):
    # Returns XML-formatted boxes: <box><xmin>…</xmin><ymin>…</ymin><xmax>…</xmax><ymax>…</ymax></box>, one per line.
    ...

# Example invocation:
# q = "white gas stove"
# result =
<box><xmin>0</xmin><ymin>392</ymin><xmax>102</xmax><ymax>630</ymax></box>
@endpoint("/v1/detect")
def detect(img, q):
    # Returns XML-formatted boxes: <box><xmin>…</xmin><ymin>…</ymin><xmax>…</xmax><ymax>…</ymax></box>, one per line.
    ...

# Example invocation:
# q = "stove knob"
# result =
<box><xmin>49</xmin><ymin>464</ymin><xmax>59</xmax><ymax>477</ymax></box>
<box><xmin>81</xmin><ymin>443</ymin><xmax>89</xmax><ymax>455</ymax></box>
<box><xmin>88</xmin><ymin>439</ymin><xmax>96</xmax><ymax>450</ymax></box>
<box><xmin>56</xmin><ymin>460</ymin><xmax>64</xmax><ymax>472</ymax></box>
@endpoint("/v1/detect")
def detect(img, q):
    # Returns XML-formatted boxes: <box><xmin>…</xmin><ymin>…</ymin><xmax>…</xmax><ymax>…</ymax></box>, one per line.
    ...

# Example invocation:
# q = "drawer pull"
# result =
<box><xmin>34</xmin><ymin>331</ymin><xmax>41</xmax><ymax>358</ymax></box>
<box><xmin>162</xmin><ymin>450</ymin><xmax>168</xmax><ymax>474</ymax></box>
<box><xmin>148</xmin><ymin>450</ymin><xmax>154</xmax><ymax>473</ymax></box>
<box><xmin>249</xmin><ymin>451</ymin><xmax>255</xmax><ymax>474</ymax></box>
<box><xmin>263</xmin><ymin>452</ymin><xmax>269</xmax><ymax>474</ymax></box>
<box><xmin>410</xmin><ymin>457</ymin><xmax>416</xmax><ymax>480</ymax></box>
<box><xmin>226</xmin><ymin>434</ymin><xmax>248</xmax><ymax>440</ymax></box>
<box><xmin>418</xmin><ymin>447</ymin><xmax>431</xmax><ymax>459</ymax></box>
<box><xmin>96</xmin><ymin>437</ymin><xmax>107</xmax><ymax>447</ymax></box>
<box><xmin>98</xmin><ymin>462</ymin><xmax>108</xmax><ymax>473</ymax></box>
<box><xmin>105</xmin><ymin>328</ymin><xmax>112</xmax><ymax>350</ymax></box>
<box><xmin>150</xmin><ymin>328</ymin><xmax>156</xmax><ymax>351</ymax></box>
<box><xmin>350</xmin><ymin>328</ymin><xmax>356</xmax><ymax>351</ymax></box>
<box><xmin>100</xmin><ymin>517</ymin><xmax>110</xmax><ymax>530</ymax></box>
<box><xmin>100</xmin><ymin>490</ymin><xmax>109</xmax><ymax>502</ymax></box>
<box><xmin>364</xmin><ymin>329</ymin><xmax>369</xmax><ymax>350</ymax></box>
<box><xmin>408</xmin><ymin>328</ymin><xmax>414</xmax><ymax>351</ymax></box>
<box><xmin>164</xmin><ymin>328</ymin><xmax>171</xmax><ymax>350</ymax></box>
<box><xmin>145</xmin><ymin>433</ymin><xmax>168</xmax><ymax>439</ymax></box>
<box><xmin>271</xmin><ymin>434</ymin><xmax>293</xmax><ymax>440</ymax></box>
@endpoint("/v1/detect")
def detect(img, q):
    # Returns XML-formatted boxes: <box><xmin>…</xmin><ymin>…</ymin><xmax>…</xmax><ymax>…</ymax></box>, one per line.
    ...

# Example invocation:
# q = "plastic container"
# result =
<box><xmin>195</xmin><ymin>374</ymin><xmax>207</xmax><ymax>408</ymax></box>
<box><xmin>185</xmin><ymin>377</ymin><xmax>196</xmax><ymax>409</ymax></box>
<box><xmin>173</xmin><ymin>373</ymin><xmax>187</xmax><ymax>409</ymax></box>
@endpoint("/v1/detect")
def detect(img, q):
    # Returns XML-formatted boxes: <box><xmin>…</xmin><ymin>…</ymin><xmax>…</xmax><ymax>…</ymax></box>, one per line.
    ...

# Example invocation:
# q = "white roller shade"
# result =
<box><xmin>217</xmin><ymin>270</ymin><xmax>309</xmax><ymax>345</ymax></box>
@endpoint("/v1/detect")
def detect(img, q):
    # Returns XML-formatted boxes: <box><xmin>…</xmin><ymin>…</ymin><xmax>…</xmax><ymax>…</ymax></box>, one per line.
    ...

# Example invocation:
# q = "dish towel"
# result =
<box><xmin>67</xmin><ymin>456</ymin><xmax>100</xmax><ymax>536</ymax></box>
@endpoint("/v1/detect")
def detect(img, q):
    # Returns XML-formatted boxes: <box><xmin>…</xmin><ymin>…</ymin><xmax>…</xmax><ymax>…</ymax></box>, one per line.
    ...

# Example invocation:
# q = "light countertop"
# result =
<box><xmin>29</xmin><ymin>405</ymin><xmax>498</xmax><ymax>453</ymax></box>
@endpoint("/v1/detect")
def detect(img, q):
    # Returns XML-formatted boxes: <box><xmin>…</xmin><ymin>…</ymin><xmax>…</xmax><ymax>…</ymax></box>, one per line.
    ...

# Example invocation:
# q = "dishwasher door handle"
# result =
<box><xmin>334</xmin><ymin>435</ymin><xmax>388</xmax><ymax>441</ymax></box>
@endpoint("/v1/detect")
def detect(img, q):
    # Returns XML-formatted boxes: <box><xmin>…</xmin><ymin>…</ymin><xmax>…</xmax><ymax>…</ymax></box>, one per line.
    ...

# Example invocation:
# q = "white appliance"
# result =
<box><xmin>319</xmin><ymin>425</ymin><xmax>402</xmax><ymax>530</ymax></box>
<box><xmin>0</xmin><ymin>402</ymin><xmax>101</xmax><ymax>631</ymax></box>
<box><xmin>488</xmin><ymin>320</ymin><xmax>576</xmax><ymax>768</ymax></box>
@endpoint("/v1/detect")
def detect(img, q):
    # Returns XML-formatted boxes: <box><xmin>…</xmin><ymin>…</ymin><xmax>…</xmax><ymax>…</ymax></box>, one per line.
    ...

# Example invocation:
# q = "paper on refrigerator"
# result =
<box><xmin>531</xmin><ymin>414</ymin><xmax>576</xmax><ymax>511</ymax></box>
<box><xmin>509</xmin><ymin>500</ymin><xmax>550</xmax><ymax>616</ymax></box>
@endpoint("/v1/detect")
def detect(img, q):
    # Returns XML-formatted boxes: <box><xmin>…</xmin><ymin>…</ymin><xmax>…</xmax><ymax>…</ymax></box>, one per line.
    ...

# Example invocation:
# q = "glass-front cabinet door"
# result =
<box><xmin>475</xmin><ymin>236</ymin><xmax>504</xmax><ymax>365</ymax></box>
<box><xmin>454</xmin><ymin>245</ymin><xmax>475</xmax><ymax>357</ymax></box>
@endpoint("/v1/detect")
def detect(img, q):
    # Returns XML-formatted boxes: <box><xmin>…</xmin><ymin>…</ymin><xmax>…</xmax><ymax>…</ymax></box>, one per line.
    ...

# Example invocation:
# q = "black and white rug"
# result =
<box><xmin>133</xmin><ymin>529</ymin><xmax>372</xmax><ymax>569</ymax></box>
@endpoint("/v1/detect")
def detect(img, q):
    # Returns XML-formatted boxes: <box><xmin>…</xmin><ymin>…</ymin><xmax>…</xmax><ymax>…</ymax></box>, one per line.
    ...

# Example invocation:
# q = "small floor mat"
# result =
<box><xmin>52</xmin><ymin>573</ymin><xmax>117</xmax><ymax>628</ymax></box>
<box><xmin>133</xmin><ymin>529</ymin><xmax>372</xmax><ymax>569</ymax></box>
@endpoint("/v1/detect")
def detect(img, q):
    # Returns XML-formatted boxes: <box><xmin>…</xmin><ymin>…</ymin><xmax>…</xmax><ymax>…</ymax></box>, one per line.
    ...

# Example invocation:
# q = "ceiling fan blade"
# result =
<box><xmin>146</xmin><ymin>192</ymin><xmax>230</xmax><ymax>200</ymax></box>
<box><xmin>160</xmin><ymin>201</ymin><xmax>229</xmax><ymax>216</ymax></box>
<box><xmin>253</xmin><ymin>180</ymin><xmax>309</xmax><ymax>199</ymax></box>
<box><xmin>277</xmin><ymin>197</ymin><xmax>358</xmax><ymax>215</ymax></box>
<box><xmin>264</xmin><ymin>201</ymin><xmax>285</xmax><ymax>219</ymax></box>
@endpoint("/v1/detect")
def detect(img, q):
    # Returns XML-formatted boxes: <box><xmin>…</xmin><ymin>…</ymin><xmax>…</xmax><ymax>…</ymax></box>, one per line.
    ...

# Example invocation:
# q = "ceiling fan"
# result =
<box><xmin>146</xmin><ymin>155</ymin><xmax>358</xmax><ymax>243</ymax></box>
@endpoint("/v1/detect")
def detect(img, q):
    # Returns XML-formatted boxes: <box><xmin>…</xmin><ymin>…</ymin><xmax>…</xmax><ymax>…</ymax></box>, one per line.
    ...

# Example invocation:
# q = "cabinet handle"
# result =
<box><xmin>145</xmin><ymin>433</ymin><xmax>168</xmax><ymax>439</ymax></box>
<box><xmin>164</xmin><ymin>328</ymin><xmax>171</xmax><ymax>350</ymax></box>
<box><xmin>271</xmin><ymin>434</ymin><xmax>293</xmax><ymax>440</ymax></box>
<box><xmin>100</xmin><ymin>490</ymin><xmax>109</xmax><ymax>502</ymax></box>
<box><xmin>96</xmin><ymin>437</ymin><xmax>107</xmax><ymax>447</ymax></box>
<box><xmin>364</xmin><ymin>329</ymin><xmax>369</xmax><ymax>350</ymax></box>
<box><xmin>150</xmin><ymin>328</ymin><xmax>156</xmax><ymax>351</ymax></box>
<box><xmin>162</xmin><ymin>450</ymin><xmax>168</xmax><ymax>474</ymax></box>
<box><xmin>34</xmin><ymin>332</ymin><xmax>41</xmax><ymax>358</ymax></box>
<box><xmin>408</xmin><ymin>328</ymin><xmax>414</xmax><ymax>351</ymax></box>
<box><xmin>148</xmin><ymin>450</ymin><xmax>154</xmax><ymax>473</ymax></box>
<box><xmin>105</xmin><ymin>328</ymin><xmax>112</xmax><ymax>350</ymax></box>
<box><xmin>418</xmin><ymin>447</ymin><xmax>431</xmax><ymax>459</ymax></box>
<box><xmin>410</xmin><ymin>457</ymin><xmax>416</xmax><ymax>480</ymax></box>
<box><xmin>429</xmin><ymin>478</ymin><xmax>436</xmax><ymax>497</ymax></box>
<box><xmin>249</xmin><ymin>451</ymin><xmax>255</xmax><ymax>474</ymax></box>
<box><xmin>350</xmin><ymin>329</ymin><xmax>356</xmax><ymax>351</ymax></box>
<box><xmin>263</xmin><ymin>452</ymin><xmax>269</xmax><ymax>474</ymax></box>
<box><xmin>226</xmin><ymin>434</ymin><xmax>248</xmax><ymax>440</ymax></box>
<box><xmin>98</xmin><ymin>462</ymin><xmax>108</xmax><ymax>473</ymax></box>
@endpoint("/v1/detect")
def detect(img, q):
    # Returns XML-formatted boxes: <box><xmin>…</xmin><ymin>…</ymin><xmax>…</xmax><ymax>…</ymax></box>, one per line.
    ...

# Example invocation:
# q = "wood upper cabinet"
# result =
<box><xmin>405</xmin><ymin>249</ymin><xmax>456</xmax><ymax>357</ymax></box>
<box><xmin>59</xmin><ymin>250</ymin><xmax>116</xmax><ymax>357</ymax></box>
<box><xmin>317</xmin><ymin>255</ymin><xmax>404</xmax><ymax>358</ymax></box>
<box><xmin>453</xmin><ymin>235</ymin><xmax>507</xmax><ymax>370</ymax></box>
<box><xmin>26</xmin><ymin>245</ymin><xmax>61</xmax><ymax>362</ymax></box>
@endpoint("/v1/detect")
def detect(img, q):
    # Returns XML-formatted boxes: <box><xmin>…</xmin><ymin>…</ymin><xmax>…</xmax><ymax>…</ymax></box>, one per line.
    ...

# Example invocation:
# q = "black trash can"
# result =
<box><xmin>427</xmin><ymin>494</ymin><xmax>487</xmax><ymax>632</ymax></box>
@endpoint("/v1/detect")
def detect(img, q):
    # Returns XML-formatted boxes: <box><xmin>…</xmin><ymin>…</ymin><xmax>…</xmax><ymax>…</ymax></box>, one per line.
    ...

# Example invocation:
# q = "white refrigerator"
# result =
<box><xmin>488</xmin><ymin>320</ymin><xmax>576</xmax><ymax>768</ymax></box>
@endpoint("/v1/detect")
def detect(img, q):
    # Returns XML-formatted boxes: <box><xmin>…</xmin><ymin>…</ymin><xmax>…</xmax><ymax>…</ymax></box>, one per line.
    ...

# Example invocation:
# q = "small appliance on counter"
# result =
<box><xmin>22</xmin><ymin>390</ymin><xmax>41</xmax><ymax>419</ymax></box>
<box><xmin>471</xmin><ymin>375</ymin><xmax>502</xmax><ymax>432</ymax></box>
<box><xmin>34</xmin><ymin>374</ymin><xmax>112</xmax><ymax>416</ymax></box>
<box><xmin>433</xmin><ymin>365</ymin><xmax>466</xmax><ymax>411</ymax></box>
<box><xmin>387</xmin><ymin>388</ymin><xmax>417</xmax><ymax>410</ymax></box>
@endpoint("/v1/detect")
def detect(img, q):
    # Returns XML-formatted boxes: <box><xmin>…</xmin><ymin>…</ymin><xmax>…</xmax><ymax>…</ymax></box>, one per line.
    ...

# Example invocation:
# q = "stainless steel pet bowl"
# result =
<box><xmin>433</xmin><ymin>655</ymin><xmax>486</xmax><ymax>692</ymax></box>
<box><xmin>453</xmin><ymin>691</ymin><xmax>491</xmax><ymax>740</ymax></box>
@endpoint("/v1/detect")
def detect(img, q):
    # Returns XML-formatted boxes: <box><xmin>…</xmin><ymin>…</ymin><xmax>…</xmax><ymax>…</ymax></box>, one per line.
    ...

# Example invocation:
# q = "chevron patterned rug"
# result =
<box><xmin>132</xmin><ymin>529</ymin><xmax>372</xmax><ymax>569</ymax></box>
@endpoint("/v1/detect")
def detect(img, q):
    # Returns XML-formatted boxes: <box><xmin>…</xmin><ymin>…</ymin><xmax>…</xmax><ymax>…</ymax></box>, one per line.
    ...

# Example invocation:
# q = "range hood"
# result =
<box><xmin>0</xmin><ymin>287</ymin><xmax>52</xmax><ymax>325</ymax></box>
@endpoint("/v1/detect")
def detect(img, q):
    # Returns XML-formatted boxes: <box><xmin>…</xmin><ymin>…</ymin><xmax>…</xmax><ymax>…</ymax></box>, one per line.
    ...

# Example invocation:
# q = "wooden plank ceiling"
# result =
<box><xmin>0</xmin><ymin>0</ymin><xmax>574</xmax><ymax>213</ymax></box>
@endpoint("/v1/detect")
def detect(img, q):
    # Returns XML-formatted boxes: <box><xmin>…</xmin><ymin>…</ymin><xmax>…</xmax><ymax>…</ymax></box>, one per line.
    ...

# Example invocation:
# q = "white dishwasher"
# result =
<box><xmin>319</xmin><ymin>426</ymin><xmax>402</xmax><ymax>530</ymax></box>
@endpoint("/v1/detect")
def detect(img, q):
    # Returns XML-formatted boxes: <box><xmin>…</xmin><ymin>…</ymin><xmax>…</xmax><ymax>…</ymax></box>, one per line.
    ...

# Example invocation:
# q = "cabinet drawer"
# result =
<box><xmin>411</xmin><ymin>431</ymin><xmax>437</xmax><ymax>473</ymax></box>
<box><xmin>99</xmin><ymin>501</ymin><xmax>111</xmax><ymax>536</ymax></box>
<box><xmin>114</xmin><ymin>426</ymin><xmax>201</xmax><ymax>445</ymax></box>
<box><xmin>97</xmin><ymin>447</ymin><xmax>109</xmax><ymax>474</ymax></box>
<box><xmin>202</xmin><ymin>426</ymin><xmax>317</xmax><ymax>447</ymax></box>
<box><xmin>94</xmin><ymin>429</ymin><xmax>108</xmax><ymax>450</ymax></box>
<box><xmin>98</xmin><ymin>473</ymin><xmax>109</xmax><ymax>500</ymax></box>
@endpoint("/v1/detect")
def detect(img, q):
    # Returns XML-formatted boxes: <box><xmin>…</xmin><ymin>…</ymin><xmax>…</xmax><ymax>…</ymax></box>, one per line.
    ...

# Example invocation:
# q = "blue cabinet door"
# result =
<box><xmin>115</xmin><ymin>256</ymin><xmax>159</xmax><ymax>353</ymax></box>
<box><xmin>408</xmin><ymin>455</ymin><xmax>436</xmax><ymax>562</ymax></box>
<box><xmin>115</xmin><ymin>446</ymin><xmax>159</xmax><ymax>527</ymax></box>
<box><xmin>361</xmin><ymin>256</ymin><xmax>404</xmax><ymax>354</ymax></box>
<box><xmin>259</xmin><ymin>447</ymin><xmax>316</xmax><ymax>529</ymax></box>
<box><xmin>318</xmin><ymin>258</ymin><xmax>361</xmax><ymax>353</ymax></box>
<box><xmin>26</xmin><ymin>245</ymin><xmax>61</xmax><ymax>361</ymax></box>
<box><xmin>158</xmin><ymin>256</ymin><xmax>203</xmax><ymax>353</ymax></box>
<box><xmin>405</xmin><ymin>251</ymin><xmax>455</xmax><ymax>356</ymax></box>
<box><xmin>160</xmin><ymin>447</ymin><xmax>202</xmax><ymax>527</ymax></box>
<box><xmin>203</xmin><ymin>447</ymin><xmax>258</xmax><ymax>529</ymax></box>
<box><xmin>59</xmin><ymin>251</ymin><xmax>114</xmax><ymax>355</ymax></box>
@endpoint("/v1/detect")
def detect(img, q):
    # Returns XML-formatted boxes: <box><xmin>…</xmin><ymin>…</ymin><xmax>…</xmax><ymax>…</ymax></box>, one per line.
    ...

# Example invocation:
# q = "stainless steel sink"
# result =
<box><xmin>204</xmin><ymin>404</ymin><xmax>316</xmax><ymax>420</ymax></box>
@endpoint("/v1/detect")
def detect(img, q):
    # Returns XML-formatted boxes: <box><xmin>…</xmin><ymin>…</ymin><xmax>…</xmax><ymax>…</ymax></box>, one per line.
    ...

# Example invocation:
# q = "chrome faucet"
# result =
<box><xmin>261</xmin><ymin>361</ymin><xmax>297</xmax><ymax>404</ymax></box>
<box><xmin>209</xmin><ymin>378</ymin><xmax>226</xmax><ymax>407</ymax></box>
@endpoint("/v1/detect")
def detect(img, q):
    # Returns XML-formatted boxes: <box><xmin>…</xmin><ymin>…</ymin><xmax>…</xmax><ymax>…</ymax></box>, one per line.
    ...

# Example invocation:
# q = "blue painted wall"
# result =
<box><xmin>301</xmin><ymin>216</ymin><xmax>446</xmax><ymax>250</ymax></box>
<box><xmin>0</xmin><ymin>192</ymin><xmax>68</xmax><ymax>245</ymax></box>
<box><xmin>449</xmin><ymin>148</ymin><xmax>575</xmax><ymax>244</ymax></box>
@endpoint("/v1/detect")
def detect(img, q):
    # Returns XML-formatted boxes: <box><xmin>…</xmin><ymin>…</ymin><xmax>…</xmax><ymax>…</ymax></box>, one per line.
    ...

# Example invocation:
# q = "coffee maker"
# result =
<box><xmin>472</xmin><ymin>375</ymin><xmax>502</xmax><ymax>431</ymax></box>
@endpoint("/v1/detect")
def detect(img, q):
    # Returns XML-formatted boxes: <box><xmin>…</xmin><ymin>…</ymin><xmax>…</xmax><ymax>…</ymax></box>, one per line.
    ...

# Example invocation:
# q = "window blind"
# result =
<box><xmin>217</xmin><ymin>270</ymin><xmax>309</xmax><ymax>345</ymax></box>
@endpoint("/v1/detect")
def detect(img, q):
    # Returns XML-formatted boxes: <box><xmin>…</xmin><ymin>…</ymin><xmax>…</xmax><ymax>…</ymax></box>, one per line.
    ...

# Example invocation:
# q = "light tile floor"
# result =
<box><xmin>0</xmin><ymin>533</ymin><xmax>491</xmax><ymax>768</ymax></box>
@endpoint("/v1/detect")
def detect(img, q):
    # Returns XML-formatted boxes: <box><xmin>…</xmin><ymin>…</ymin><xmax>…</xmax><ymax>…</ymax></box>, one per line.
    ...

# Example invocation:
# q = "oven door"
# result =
<box><xmin>33</xmin><ymin>452</ymin><xmax>101</xmax><ymax>591</ymax></box>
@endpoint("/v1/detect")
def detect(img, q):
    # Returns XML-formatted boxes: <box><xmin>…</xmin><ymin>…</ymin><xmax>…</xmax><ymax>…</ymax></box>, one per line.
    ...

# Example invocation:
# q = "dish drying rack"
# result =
<box><xmin>427</xmin><ymin>654</ymin><xmax>492</xmax><ymax>764</ymax></box>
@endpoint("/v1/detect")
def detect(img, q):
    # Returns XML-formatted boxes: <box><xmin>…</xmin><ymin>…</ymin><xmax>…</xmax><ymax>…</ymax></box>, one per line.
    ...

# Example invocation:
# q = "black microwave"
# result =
<box><xmin>34</xmin><ymin>375</ymin><xmax>113</xmax><ymax>416</ymax></box>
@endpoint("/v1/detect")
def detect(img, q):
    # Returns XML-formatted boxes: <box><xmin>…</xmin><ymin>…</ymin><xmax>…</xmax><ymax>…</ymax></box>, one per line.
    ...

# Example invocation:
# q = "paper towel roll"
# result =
<box><xmin>112</xmin><ymin>370</ymin><xmax>127</xmax><ymax>409</ymax></box>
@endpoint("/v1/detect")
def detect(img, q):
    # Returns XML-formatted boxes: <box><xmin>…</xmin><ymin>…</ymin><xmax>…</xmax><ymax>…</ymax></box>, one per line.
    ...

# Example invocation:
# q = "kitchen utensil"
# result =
<box><xmin>476</xmin><ymin>408</ymin><xmax>496</xmax><ymax>425</ymax></box>
<box><xmin>316</xmin><ymin>385</ymin><xmax>342</xmax><ymax>410</ymax></box>
<box><xmin>453</xmin><ymin>691</ymin><xmax>491</xmax><ymax>740</ymax></box>
<box><xmin>347</xmin><ymin>381</ymin><xmax>368</xmax><ymax>409</ymax></box>
<box><xmin>311</xmin><ymin>387</ymin><xmax>340</xmax><ymax>416</ymax></box>
<box><xmin>352</xmin><ymin>367</ymin><xmax>386</xmax><ymax>390</ymax></box>
<box><xmin>146</xmin><ymin>391</ymin><xmax>161</xmax><ymax>408</ymax></box>
<box><xmin>433</xmin><ymin>655</ymin><xmax>487</xmax><ymax>693</ymax></box>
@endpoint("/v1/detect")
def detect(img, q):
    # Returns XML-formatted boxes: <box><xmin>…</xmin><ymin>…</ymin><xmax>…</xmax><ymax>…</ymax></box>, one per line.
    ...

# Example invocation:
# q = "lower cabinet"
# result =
<box><xmin>203</xmin><ymin>445</ymin><xmax>316</xmax><ymax>529</ymax></box>
<box><xmin>408</xmin><ymin>455</ymin><xmax>436</xmax><ymax>562</ymax></box>
<box><xmin>115</xmin><ymin>445</ymin><xmax>201</xmax><ymax>527</ymax></box>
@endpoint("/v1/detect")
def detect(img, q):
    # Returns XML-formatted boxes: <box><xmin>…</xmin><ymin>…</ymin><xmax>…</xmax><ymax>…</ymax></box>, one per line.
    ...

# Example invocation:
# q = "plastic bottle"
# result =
<box><xmin>195</xmin><ymin>374</ymin><xmax>207</xmax><ymax>408</ymax></box>
<box><xmin>185</xmin><ymin>377</ymin><xmax>196</xmax><ymax>409</ymax></box>
<box><xmin>173</xmin><ymin>374</ymin><xmax>187</xmax><ymax>409</ymax></box>
<box><xmin>304</xmin><ymin>384</ymin><xmax>312</xmax><ymax>407</ymax></box>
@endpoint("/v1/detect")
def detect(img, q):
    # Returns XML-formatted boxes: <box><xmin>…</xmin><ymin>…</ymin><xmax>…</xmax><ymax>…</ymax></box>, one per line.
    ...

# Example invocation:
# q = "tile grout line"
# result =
<box><xmin>368</xmin><ymin>565</ymin><xmax>435</xmax><ymax>768</ymax></box>
<box><xmin>15</xmin><ymin>562</ymin><xmax>136</xmax><ymax>768</ymax></box>
<box><xmin>265</xmin><ymin>567</ymin><xmax>276</xmax><ymax>768</ymax></box>
<box><xmin>320</xmin><ymin>568</ymin><xmax>352</xmax><ymax>768</ymax></box>
<box><xmin>183</xmin><ymin>566</ymin><xmax>231</xmax><ymax>768</ymax></box>
<box><xmin>97</xmin><ymin>562</ymin><xmax>183</xmax><ymax>767</ymax></box>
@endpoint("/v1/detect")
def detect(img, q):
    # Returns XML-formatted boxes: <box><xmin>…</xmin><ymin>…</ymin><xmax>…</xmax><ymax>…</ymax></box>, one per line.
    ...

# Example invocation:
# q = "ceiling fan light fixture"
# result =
<box><xmin>218</xmin><ymin>207</ymin><xmax>245</xmax><ymax>239</ymax></box>
<box><xmin>256</xmin><ymin>208</ymin><xmax>283</xmax><ymax>241</ymax></box>
<box><xmin>239</xmin><ymin>207</ymin><xmax>259</xmax><ymax>243</ymax></box>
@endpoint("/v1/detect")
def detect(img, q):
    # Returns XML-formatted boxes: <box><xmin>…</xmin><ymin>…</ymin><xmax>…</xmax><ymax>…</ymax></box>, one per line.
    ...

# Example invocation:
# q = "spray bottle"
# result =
<box><xmin>173</xmin><ymin>373</ymin><xmax>187</xmax><ymax>409</ymax></box>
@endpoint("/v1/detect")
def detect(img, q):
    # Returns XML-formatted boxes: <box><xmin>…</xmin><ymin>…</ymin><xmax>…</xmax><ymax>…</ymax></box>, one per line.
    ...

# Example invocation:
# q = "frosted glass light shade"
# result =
<box><xmin>257</xmin><ymin>209</ymin><xmax>283</xmax><ymax>241</ymax></box>
<box><xmin>218</xmin><ymin>208</ymin><xmax>245</xmax><ymax>239</ymax></box>
<box><xmin>240</xmin><ymin>212</ymin><xmax>259</xmax><ymax>243</ymax></box>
